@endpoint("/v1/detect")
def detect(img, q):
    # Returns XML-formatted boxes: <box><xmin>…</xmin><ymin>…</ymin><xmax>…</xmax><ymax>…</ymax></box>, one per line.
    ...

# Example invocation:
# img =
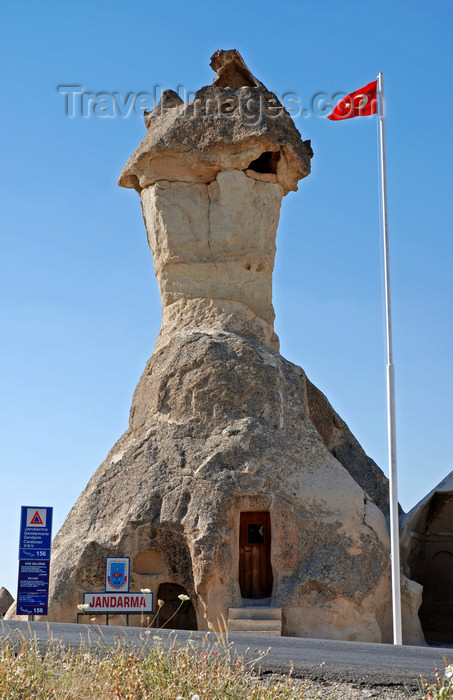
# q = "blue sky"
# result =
<box><xmin>2</xmin><ymin>0</ymin><xmax>452</xmax><ymax>599</ymax></box>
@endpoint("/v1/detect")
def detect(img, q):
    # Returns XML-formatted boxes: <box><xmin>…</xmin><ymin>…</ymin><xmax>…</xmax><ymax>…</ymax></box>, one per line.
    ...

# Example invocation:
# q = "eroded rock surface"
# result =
<box><xmin>34</xmin><ymin>303</ymin><xmax>407</xmax><ymax>640</ymax></box>
<box><xmin>7</xmin><ymin>50</ymin><xmax>423</xmax><ymax>643</ymax></box>
<box><xmin>119</xmin><ymin>49</ymin><xmax>313</xmax><ymax>195</ymax></box>
<box><xmin>8</xmin><ymin>298</ymin><xmax>420</xmax><ymax>642</ymax></box>
<box><xmin>141</xmin><ymin>170</ymin><xmax>283</xmax><ymax>332</ymax></box>
<box><xmin>0</xmin><ymin>588</ymin><xmax>13</xmax><ymax>616</ymax></box>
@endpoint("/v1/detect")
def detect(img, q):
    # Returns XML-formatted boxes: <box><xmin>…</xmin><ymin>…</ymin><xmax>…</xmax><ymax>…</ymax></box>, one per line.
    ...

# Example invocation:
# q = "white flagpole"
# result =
<box><xmin>377</xmin><ymin>72</ymin><xmax>402</xmax><ymax>645</ymax></box>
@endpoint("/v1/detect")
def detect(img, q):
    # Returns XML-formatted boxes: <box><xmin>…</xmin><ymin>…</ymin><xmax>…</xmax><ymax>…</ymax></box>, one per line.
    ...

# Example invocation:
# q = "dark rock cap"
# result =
<box><xmin>119</xmin><ymin>49</ymin><xmax>313</xmax><ymax>196</ymax></box>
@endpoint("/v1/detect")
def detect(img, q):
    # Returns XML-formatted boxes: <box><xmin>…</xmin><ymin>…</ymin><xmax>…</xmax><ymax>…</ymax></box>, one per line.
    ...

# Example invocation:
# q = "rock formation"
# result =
<box><xmin>7</xmin><ymin>50</ymin><xmax>423</xmax><ymax>643</ymax></box>
<box><xmin>401</xmin><ymin>471</ymin><xmax>453</xmax><ymax>644</ymax></box>
<box><xmin>0</xmin><ymin>588</ymin><xmax>14</xmax><ymax>616</ymax></box>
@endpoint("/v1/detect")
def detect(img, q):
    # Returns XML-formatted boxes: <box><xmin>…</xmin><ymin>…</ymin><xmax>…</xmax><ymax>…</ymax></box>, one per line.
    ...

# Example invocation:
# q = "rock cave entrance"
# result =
<box><xmin>239</xmin><ymin>511</ymin><xmax>273</xmax><ymax>599</ymax></box>
<box><xmin>156</xmin><ymin>582</ymin><xmax>197</xmax><ymax>631</ymax></box>
<box><xmin>407</xmin><ymin>492</ymin><xmax>453</xmax><ymax>644</ymax></box>
<box><xmin>247</xmin><ymin>151</ymin><xmax>280</xmax><ymax>175</ymax></box>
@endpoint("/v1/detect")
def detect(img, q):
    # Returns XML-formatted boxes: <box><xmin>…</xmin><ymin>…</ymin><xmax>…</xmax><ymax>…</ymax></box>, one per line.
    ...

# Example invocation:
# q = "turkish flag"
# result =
<box><xmin>328</xmin><ymin>80</ymin><xmax>378</xmax><ymax>120</ymax></box>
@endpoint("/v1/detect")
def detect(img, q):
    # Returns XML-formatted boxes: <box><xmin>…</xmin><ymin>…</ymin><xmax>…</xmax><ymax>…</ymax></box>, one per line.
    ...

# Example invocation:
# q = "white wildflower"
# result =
<box><xmin>445</xmin><ymin>665</ymin><xmax>453</xmax><ymax>679</ymax></box>
<box><xmin>178</xmin><ymin>594</ymin><xmax>190</xmax><ymax>601</ymax></box>
<box><xmin>77</xmin><ymin>603</ymin><xmax>89</xmax><ymax>611</ymax></box>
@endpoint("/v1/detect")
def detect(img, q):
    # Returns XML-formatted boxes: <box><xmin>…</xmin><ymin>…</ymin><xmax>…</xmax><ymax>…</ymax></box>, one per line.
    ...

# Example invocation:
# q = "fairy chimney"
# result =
<box><xmin>7</xmin><ymin>50</ymin><xmax>423</xmax><ymax>644</ymax></box>
<box><xmin>118</xmin><ymin>48</ymin><xmax>313</xmax><ymax>349</ymax></box>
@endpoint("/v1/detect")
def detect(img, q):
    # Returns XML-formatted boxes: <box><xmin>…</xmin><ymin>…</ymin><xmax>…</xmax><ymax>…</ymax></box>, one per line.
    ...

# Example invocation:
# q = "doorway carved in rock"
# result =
<box><xmin>407</xmin><ymin>492</ymin><xmax>453</xmax><ymax>644</ymax></box>
<box><xmin>239</xmin><ymin>511</ymin><xmax>273</xmax><ymax>599</ymax></box>
<box><xmin>156</xmin><ymin>582</ymin><xmax>197</xmax><ymax>630</ymax></box>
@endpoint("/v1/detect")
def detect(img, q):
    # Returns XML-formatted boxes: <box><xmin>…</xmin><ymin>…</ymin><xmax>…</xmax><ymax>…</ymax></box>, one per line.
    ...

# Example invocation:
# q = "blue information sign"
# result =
<box><xmin>18</xmin><ymin>506</ymin><xmax>53</xmax><ymax>560</ymax></box>
<box><xmin>17</xmin><ymin>560</ymin><xmax>50</xmax><ymax>615</ymax></box>
<box><xmin>17</xmin><ymin>506</ymin><xmax>53</xmax><ymax>616</ymax></box>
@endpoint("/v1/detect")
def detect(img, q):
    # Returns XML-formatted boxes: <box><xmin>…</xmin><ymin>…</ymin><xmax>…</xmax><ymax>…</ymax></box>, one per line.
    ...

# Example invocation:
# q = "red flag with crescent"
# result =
<box><xmin>328</xmin><ymin>80</ymin><xmax>378</xmax><ymax>120</ymax></box>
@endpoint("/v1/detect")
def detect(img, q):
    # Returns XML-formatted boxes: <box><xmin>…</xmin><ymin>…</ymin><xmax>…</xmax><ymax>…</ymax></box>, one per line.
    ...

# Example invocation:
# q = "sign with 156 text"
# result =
<box><xmin>18</xmin><ymin>506</ymin><xmax>53</xmax><ymax>560</ymax></box>
<box><xmin>17</xmin><ymin>506</ymin><xmax>53</xmax><ymax>615</ymax></box>
<box><xmin>16</xmin><ymin>560</ymin><xmax>50</xmax><ymax>615</ymax></box>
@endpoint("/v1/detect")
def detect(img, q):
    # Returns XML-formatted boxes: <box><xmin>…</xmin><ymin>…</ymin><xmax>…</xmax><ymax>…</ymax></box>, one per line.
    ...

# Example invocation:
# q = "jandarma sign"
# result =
<box><xmin>82</xmin><ymin>592</ymin><xmax>153</xmax><ymax>613</ymax></box>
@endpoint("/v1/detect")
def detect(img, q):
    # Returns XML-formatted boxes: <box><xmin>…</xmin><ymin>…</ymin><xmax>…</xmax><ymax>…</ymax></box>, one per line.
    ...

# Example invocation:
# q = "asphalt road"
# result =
<box><xmin>1</xmin><ymin>620</ymin><xmax>451</xmax><ymax>692</ymax></box>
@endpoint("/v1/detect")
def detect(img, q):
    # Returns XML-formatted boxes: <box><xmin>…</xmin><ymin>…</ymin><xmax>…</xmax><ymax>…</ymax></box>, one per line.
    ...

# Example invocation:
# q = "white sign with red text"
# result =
<box><xmin>83</xmin><ymin>592</ymin><xmax>153</xmax><ymax>613</ymax></box>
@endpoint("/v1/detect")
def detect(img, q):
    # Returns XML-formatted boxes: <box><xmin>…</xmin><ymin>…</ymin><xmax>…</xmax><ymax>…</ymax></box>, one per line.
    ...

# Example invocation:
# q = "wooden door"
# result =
<box><xmin>239</xmin><ymin>511</ymin><xmax>273</xmax><ymax>598</ymax></box>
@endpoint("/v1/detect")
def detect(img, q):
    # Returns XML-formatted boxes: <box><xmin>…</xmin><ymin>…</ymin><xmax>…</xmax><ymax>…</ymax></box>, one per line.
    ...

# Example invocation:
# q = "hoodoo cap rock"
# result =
<box><xmin>118</xmin><ymin>49</ymin><xmax>313</xmax><ymax>196</ymax></box>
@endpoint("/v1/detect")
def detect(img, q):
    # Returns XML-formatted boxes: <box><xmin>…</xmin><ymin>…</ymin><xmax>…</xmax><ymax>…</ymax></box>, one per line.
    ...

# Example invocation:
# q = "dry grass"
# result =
<box><xmin>0</xmin><ymin>629</ymin><xmax>316</xmax><ymax>699</ymax></box>
<box><xmin>1</xmin><ymin>624</ymin><xmax>441</xmax><ymax>699</ymax></box>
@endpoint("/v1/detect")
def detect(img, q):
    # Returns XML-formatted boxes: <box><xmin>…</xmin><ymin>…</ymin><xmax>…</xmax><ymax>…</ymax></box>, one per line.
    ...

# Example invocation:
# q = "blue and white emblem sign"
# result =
<box><xmin>105</xmin><ymin>557</ymin><xmax>130</xmax><ymax>592</ymax></box>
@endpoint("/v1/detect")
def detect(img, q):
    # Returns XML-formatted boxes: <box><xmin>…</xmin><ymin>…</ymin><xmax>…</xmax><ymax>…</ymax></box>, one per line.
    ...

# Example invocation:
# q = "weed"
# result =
<box><xmin>420</xmin><ymin>657</ymin><xmax>453</xmax><ymax>699</ymax></box>
<box><xmin>0</xmin><ymin>630</ymin><xmax>305</xmax><ymax>699</ymax></box>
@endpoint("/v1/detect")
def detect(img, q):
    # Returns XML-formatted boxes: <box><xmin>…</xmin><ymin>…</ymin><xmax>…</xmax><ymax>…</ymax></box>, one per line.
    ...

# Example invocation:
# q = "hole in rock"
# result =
<box><xmin>156</xmin><ymin>582</ymin><xmax>197</xmax><ymax>630</ymax></box>
<box><xmin>247</xmin><ymin>151</ymin><xmax>280</xmax><ymax>175</ymax></box>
